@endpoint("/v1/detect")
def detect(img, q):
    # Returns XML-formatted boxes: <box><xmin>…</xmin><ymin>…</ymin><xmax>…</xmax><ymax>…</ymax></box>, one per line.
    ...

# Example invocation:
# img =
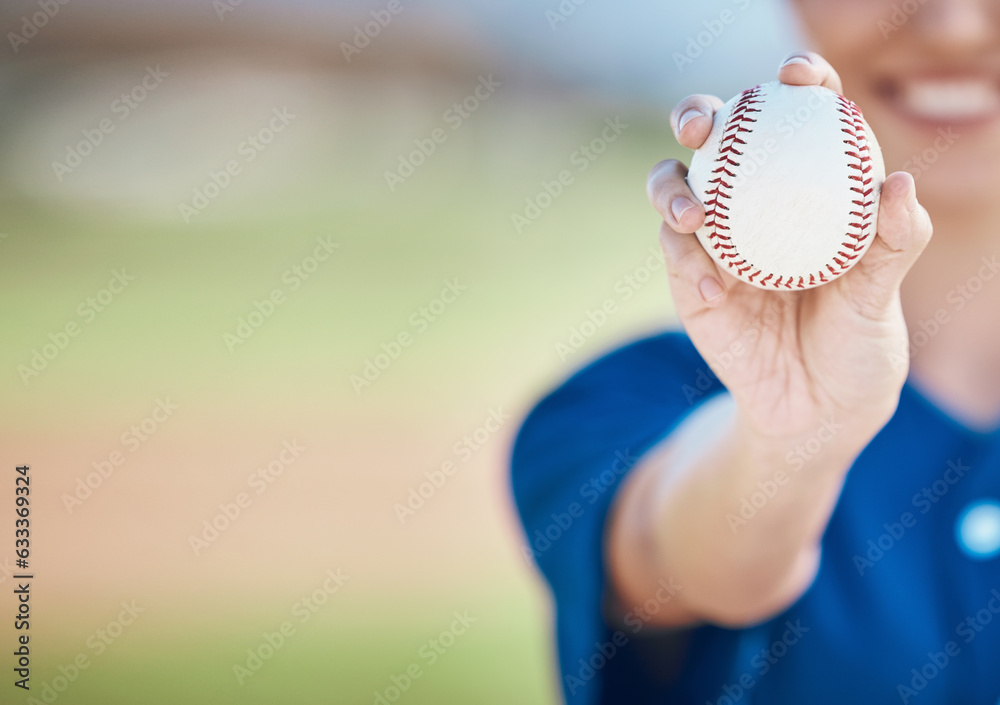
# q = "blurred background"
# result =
<box><xmin>0</xmin><ymin>1</ymin><xmax>798</xmax><ymax>703</ymax></box>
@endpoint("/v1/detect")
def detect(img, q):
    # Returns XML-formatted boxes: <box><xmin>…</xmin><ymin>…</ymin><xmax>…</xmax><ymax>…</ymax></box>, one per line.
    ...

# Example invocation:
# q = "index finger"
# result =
<box><xmin>776</xmin><ymin>51</ymin><xmax>843</xmax><ymax>94</ymax></box>
<box><xmin>647</xmin><ymin>159</ymin><xmax>705</xmax><ymax>233</ymax></box>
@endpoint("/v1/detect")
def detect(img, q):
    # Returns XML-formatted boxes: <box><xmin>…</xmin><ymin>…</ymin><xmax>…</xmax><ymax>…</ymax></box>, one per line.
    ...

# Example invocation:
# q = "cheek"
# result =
<box><xmin>910</xmin><ymin>142</ymin><xmax>1000</xmax><ymax>208</ymax></box>
<box><xmin>875</xmin><ymin>119</ymin><xmax>1000</xmax><ymax>206</ymax></box>
<box><xmin>794</xmin><ymin>0</ymin><xmax>894</xmax><ymax>55</ymax></box>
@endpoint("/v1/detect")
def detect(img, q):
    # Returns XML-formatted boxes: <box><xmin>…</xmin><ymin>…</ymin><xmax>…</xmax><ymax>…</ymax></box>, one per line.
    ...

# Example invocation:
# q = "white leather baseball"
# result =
<box><xmin>687</xmin><ymin>81</ymin><xmax>885</xmax><ymax>290</ymax></box>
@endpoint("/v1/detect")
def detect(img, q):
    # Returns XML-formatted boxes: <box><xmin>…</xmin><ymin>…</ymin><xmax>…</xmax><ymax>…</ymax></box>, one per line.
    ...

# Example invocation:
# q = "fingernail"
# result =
<box><xmin>780</xmin><ymin>53</ymin><xmax>812</xmax><ymax>69</ymax></box>
<box><xmin>699</xmin><ymin>277</ymin><xmax>725</xmax><ymax>302</ymax></box>
<box><xmin>670</xmin><ymin>196</ymin><xmax>695</xmax><ymax>223</ymax></box>
<box><xmin>677</xmin><ymin>108</ymin><xmax>703</xmax><ymax>133</ymax></box>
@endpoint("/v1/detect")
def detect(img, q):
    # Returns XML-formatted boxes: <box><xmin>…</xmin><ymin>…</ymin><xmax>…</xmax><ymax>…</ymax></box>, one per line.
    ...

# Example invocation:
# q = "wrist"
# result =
<box><xmin>732</xmin><ymin>408</ymin><xmax>880</xmax><ymax>476</ymax></box>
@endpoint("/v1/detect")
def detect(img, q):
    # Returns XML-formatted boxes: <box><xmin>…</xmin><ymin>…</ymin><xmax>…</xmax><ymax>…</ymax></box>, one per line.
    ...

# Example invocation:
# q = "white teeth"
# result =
<box><xmin>900</xmin><ymin>79</ymin><xmax>1000</xmax><ymax>121</ymax></box>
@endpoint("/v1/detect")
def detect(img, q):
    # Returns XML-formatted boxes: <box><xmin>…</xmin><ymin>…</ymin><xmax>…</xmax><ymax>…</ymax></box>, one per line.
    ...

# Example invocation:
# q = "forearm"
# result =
<box><xmin>607</xmin><ymin>395</ymin><xmax>878</xmax><ymax>627</ymax></box>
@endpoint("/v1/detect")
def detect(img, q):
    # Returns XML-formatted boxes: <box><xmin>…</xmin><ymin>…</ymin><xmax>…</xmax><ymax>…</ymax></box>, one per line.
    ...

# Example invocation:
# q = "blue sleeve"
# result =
<box><xmin>510</xmin><ymin>332</ymin><xmax>728</xmax><ymax>704</ymax></box>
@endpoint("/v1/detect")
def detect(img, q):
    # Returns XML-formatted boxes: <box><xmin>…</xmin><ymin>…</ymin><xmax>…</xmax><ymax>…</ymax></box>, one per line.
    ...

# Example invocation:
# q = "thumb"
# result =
<box><xmin>840</xmin><ymin>171</ymin><xmax>933</xmax><ymax>313</ymax></box>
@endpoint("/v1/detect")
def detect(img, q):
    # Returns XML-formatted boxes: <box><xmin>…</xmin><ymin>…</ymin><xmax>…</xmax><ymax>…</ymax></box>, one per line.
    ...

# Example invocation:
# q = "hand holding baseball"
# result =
<box><xmin>648</xmin><ymin>52</ymin><xmax>933</xmax><ymax>444</ymax></box>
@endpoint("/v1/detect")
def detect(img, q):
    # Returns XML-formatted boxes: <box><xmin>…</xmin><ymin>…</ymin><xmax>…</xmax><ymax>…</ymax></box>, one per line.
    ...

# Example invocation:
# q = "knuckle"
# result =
<box><xmin>647</xmin><ymin>160</ymin><xmax>686</xmax><ymax>199</ymax></box>
<box><xmin>648</xmin><ymin>159</ymin><xmax>680</xmax><ymax>181</ymax></box>
<box><xmin>915</xmin><ymin>212</ymin><xmax>934</xmax><ymax>247</ymax></box>
<box><xmin>850</xmin><ymin>287</ymin><xmax>895</xmax><ymax>323</ymax></box>
<box><xmin>674</xmin><ymin>243</ymin><xmax>707</xmax><ymax>276</ymax></box>
<box><xmin>662</xmin><ymin>236</ymin><xmax>709</xmax><ymax>284</ymax></box>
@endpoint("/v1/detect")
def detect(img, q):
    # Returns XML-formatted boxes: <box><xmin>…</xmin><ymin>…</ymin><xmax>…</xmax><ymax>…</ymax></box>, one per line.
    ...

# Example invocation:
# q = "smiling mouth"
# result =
<box><xmin>877</xmin><ymin>75</ymin><xmax>1000</xmax><ymax>127</ymax></box>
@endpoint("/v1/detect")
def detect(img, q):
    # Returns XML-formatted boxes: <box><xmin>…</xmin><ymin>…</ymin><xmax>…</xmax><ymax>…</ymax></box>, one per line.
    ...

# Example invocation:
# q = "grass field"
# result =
<box><xmin>0</xmin><ymin>63</ymin><xmax>684</xmax><ymax>704</ymax></box>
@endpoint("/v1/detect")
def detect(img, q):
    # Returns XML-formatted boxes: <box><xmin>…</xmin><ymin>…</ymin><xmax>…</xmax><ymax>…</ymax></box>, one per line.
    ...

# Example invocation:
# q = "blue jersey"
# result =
<box><xmin>511</xmin><ymin>332</ymin><xmax>1000</xmax><ymax>705</ymax></box>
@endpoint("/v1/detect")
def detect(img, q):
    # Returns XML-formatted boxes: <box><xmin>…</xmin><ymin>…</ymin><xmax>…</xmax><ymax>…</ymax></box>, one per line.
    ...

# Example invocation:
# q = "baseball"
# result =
<box><xmin>686</xmin><ymin>81</ymin><xmax>886</xmax><ymax>290</ymax></box>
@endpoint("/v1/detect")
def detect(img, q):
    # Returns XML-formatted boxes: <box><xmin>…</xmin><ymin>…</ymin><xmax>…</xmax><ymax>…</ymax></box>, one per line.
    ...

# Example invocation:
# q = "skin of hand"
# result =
<box><xmin>605</xmin><ymin>52</ymin><xmax>934</xmax><ymax>628</ymax></box>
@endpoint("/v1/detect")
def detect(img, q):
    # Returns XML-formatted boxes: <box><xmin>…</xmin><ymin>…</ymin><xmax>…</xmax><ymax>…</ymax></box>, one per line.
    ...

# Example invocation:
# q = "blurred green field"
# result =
<box><xmin>1</xmin><ymin>69</ymin><xmax>684</xmax><ymax>704</ymax></box>
<box><xmin>25</xmin><ymin>592</ymin><xmax>552</xmax><ymax>704</ymax></box>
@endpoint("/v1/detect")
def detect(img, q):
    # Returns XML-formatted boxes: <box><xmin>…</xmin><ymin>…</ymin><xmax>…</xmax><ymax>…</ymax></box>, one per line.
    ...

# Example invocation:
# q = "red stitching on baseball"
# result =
<box><xmin>704</xmin><ymin>85</ymin><xmax>763</xmax><ymax>266</ymax></box>
<box><xmin>701</xmin><ymin>86</ymin><xmax>876</xmax><ymax>289</ymax></box>
<box><xmin>838</xmin><ymin>95</ymin><xmax>874</xmax><ymax>269</ymax></box>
